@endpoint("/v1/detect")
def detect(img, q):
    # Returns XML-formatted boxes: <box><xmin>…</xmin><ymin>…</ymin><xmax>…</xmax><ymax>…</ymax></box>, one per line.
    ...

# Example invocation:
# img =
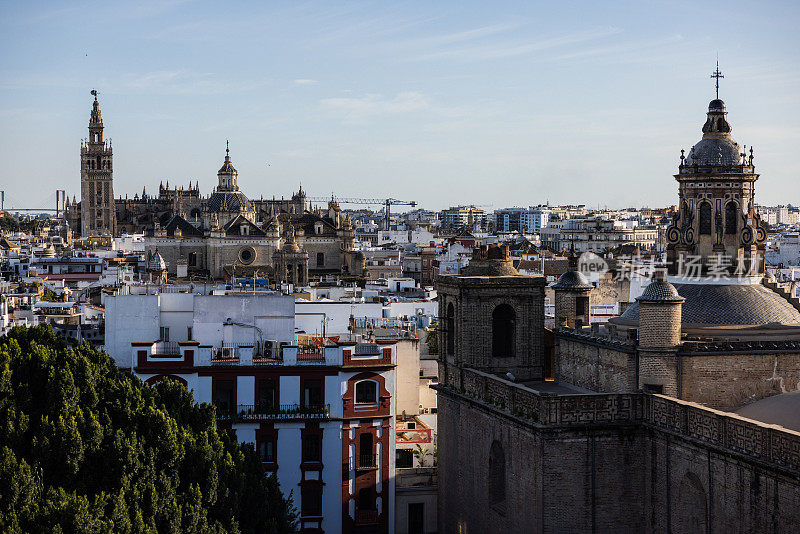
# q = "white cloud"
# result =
<box><xmin>294</xmin><ymin>79</ymin><xmax>319</xmax><ymax>85</ymax></box>
<box><xmin>320</xmin><ymin>91</ymin><xmax>429</xmax><ymax>123</ymax></box>
<box><xmin>408</xmin><ymin>26</ymin><xmax>623</xmax><ymax>62</ymax></box>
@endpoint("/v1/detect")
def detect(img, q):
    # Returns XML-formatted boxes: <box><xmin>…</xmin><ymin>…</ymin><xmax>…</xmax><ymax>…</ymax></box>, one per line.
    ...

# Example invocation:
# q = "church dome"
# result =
<box><xmin>460</xmin><ymin>245</ymin><xmax>519</xmax><ymax>276</ymax></box>
<box><xmin>684</xmin><ymin>138</ymin><xmax>742</xmax><ymax>166</ymax></box>
<box><xmin>612</xmin><ymin>283</ymin><xmax>800</xmax><ymax>329</ymax></box>
<box><xmin>218</xmin><ymin>158</ymin><xmax>237</xmax><ymax>174</ymax></box>
<box><xmin>218</xmin><ymin>141</ymin><xmax>237</xmax><ymax>174</ymax></box>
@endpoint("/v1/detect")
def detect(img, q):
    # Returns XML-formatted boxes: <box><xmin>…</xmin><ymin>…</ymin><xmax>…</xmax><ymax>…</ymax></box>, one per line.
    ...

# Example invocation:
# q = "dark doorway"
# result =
<box><xmin>408</xmin><ymin>502</ymin><xmax>424</xmax><ymax>534</ymax></box>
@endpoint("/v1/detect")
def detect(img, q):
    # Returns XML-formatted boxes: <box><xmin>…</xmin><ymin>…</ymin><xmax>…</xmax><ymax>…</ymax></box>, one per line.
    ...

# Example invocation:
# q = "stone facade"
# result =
<box><xmin>556</xmin><ymin>335</ymin><xmax>637</xmax><ymax>393</ymax></box>
<box><xmin>678</xmin><ymin>347</ymin><xmax>800</xmax><ymax>411</ymax></box>
<box><xmin>435</xmin><ymin>366</ymin><xmax>800</xmax><ymax>533</ymax></box>
<box><xmin>556</xmin><ymin>329</ymin><xmax>800</xmax><ymax>411</ymax></box>
<box><xmin>437</xmin><ymin>248</ymin><xmax>546</xmax><ymax>381</ymax></box>
<box><xmin>435</xmin><ymin>94</ymin><xmax>800</xmax><ymax>532</ymax></box>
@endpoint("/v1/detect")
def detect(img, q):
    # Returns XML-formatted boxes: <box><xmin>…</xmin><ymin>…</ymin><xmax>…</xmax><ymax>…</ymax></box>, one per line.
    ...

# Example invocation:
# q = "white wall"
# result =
<box><xmin>321</xmin><ymin>421</ymin><xmax>343</xmax><ymax>533</ymax></box>
<box><xmin>384</xmin><ymin>301</ymin><xmax>437</xmax><ymax>320</ymax></box>
<box><xmin>104</xmin><ymin>294</ymin><xmax>160</xmax><ymax>366</ymax></box>
<box><xmin>295</xmin><ymin>302</ymin><xmax>383</xmax><ymax>337</ymax></box>
<box><xmin>192</xmin><ymin>294</ymin><xmax>294</xmax><ymax>347</ymax></box>
<box><xmin>275</xmin><ymin>423</ymin><xmax>302</xmax><ymax>506</ymax></box>
<box><xmin>158</xmin><ymin>293</ymin><xmax>195</xmax><ymax>342</ymax></box>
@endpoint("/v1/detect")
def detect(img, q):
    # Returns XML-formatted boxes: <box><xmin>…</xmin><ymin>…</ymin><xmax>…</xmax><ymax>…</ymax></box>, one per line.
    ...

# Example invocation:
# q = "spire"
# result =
<box><xmin>89</xmin><ymin>89</ymin><xmax>102</xmax><ymax>126</ymax></box>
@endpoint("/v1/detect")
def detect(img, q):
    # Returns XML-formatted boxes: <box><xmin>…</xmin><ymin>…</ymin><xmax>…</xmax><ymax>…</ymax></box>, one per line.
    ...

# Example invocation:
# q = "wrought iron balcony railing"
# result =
<box><xmin>215</xmin><ymin>402</ymin><xmax>330</xmax><ymax>422</ymax></box>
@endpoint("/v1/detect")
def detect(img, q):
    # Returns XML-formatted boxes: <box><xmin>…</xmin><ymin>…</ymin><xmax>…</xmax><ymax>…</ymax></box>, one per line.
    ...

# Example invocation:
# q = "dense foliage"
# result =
<box><xmin>0</xmin><ymin>326</ymin><xmax>296</xmax><ymax>533</ymax></box>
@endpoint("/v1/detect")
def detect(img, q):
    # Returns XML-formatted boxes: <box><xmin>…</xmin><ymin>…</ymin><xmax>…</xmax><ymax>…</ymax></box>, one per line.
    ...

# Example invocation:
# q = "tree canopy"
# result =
<box><xmin>0</xmin><ymin>325</ymin><xmax>296</xmax><ymax>533</ymax></box>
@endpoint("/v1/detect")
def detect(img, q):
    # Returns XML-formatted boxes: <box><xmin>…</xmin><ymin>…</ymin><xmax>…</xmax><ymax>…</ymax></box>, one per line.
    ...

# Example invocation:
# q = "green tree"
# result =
<box><xmin>0</xmin><ymin>325</ymin><xmax>297</xmax><ymax>533</ymax></box>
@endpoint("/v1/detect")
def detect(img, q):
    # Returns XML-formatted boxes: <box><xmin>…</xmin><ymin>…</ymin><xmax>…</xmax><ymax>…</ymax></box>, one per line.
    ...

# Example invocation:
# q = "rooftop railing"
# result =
<box><xmin>151</xmin><ymin>341</ymin><xmax>181</xmax><ymax>356</ymax></box>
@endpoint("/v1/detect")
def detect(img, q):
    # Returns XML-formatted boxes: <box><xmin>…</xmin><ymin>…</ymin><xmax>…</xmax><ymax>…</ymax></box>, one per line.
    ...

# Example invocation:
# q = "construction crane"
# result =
<box><xmin>308</xmin><ymin>196</ymin><xmax>417</xmax><ymax>230</ymax></box>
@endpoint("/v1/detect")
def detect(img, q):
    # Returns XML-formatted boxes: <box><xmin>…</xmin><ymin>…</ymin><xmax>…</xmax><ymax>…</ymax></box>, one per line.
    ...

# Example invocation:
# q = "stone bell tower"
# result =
<box><xmin>80</xmin><ymin>90</ymin><xmax>116</xmax><ymax>237</ymax></box>
<box><xmin>437</xmin><ymin>244</ymin><xmax>546</xmax><ymax>382</ymax></box>
<box><xmin>665</xmin><ymin>65</ymin><xmax>766</xmax><ymax>277</ymax></box>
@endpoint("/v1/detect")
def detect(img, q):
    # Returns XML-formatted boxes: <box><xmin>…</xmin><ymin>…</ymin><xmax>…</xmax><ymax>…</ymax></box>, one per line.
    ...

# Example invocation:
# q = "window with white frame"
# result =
<box><xmin>355</xmin><ymin>380</ymin><xmax>378</xmax><ymax>404</ymax></box>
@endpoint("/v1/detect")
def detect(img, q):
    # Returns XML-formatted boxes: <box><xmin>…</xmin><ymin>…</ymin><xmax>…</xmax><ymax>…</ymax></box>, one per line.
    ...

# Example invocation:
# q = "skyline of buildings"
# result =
<box><xmin>2</xmin><ymin>3</ymin><xmax>800</xmax><ymax>532</ymax></box>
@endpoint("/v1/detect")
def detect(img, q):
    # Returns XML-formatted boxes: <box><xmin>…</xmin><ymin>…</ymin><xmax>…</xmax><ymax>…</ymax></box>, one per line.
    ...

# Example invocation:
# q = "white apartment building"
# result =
<box><xmin>558</xmin><ymin>217</ymin><xmax>659</xmax><ymax>253</ymax></box>
<box><xmin>494</xmin><ymin>206</ymin><xmax>551</xmax><ymax>233</ymax></box>
<box><xmin>105</xmin><ymin>292</ymin><xmax>397</xmax><ymax>534</ymax></box>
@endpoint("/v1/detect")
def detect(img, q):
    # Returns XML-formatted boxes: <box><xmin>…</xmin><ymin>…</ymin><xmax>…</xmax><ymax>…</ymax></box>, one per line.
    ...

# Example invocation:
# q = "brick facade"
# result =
<box><xmin>438</xmin><ymin>275</ymin><xmax>546</xmax><ymax>381</ymax></box>
<box><xmin>435</xmin><ymin>372</ymin><xmax>800</xmax><ymax>533</ymax></box>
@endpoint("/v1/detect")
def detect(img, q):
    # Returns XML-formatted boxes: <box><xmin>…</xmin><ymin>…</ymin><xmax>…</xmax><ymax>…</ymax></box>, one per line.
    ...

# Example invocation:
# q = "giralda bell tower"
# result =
<box><xmin>80</xmin><ymin>90</ymin><xmax>116</xmax><ymax>236</ymax></box>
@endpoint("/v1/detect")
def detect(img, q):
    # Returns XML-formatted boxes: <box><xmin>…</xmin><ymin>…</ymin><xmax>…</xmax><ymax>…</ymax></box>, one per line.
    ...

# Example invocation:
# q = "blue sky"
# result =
<box><xmin>1</xmin><ymin>0</ymin><xmax>798</xmax><ymax>211</ymax></box>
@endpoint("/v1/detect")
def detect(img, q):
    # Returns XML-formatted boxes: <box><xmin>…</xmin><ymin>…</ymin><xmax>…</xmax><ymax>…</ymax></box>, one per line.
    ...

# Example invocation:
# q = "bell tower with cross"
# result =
<box><xmin>665</xmin><ymin>65</ymin><xmax>766</xmax><ymax>278</ymax></box>
<box><xmin>80</xmin><ymin>89</ymin><xmax>116</xmax><ymax>237</ymax></box>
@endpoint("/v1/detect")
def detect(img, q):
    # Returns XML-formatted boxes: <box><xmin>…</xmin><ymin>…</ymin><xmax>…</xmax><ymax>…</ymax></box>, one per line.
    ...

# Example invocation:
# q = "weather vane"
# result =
<box><xmin>710</xmin><ymin>60</ymin><xmax>723</xmax><ymax>99</ymax></box>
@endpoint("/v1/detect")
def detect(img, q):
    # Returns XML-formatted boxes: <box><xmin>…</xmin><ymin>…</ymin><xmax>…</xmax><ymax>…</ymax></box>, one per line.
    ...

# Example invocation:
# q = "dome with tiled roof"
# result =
<box><xmin>612</xmin><ymin>283</ymin><xmax>800</xmax><ymax>329</ymax></box>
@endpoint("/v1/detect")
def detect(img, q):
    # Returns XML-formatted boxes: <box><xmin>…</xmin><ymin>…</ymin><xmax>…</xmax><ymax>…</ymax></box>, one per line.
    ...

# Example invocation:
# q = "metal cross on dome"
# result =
<box><xmin>710</xmin><ymin>61</ymin><xmax>724</xmax><ymax>99</ymax></box>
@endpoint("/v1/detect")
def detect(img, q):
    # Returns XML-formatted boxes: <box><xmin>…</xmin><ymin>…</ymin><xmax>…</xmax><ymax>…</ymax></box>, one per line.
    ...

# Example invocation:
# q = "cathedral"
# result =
<box><xmin>434</xmin><ymin>85</ymin><xmax>800</xmax><ymax>532</ymax></box>
<box><xmin>66</xmin><ymin>93</ymin><xmax>365</xmax><ymax>282</ymax></box>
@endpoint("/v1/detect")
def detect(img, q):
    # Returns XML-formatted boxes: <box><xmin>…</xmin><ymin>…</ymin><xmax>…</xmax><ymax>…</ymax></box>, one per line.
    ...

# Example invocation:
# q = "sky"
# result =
<box><xmin>1</xmin><ymin>0</ymin><xmax>799</xmax><ymax>212</ymax></box>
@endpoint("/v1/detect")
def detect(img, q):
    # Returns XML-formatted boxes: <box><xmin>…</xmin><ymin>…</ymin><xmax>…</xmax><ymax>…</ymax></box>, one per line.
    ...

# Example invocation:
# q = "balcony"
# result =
<box><xmin>217</xmin><ymin>403</ymin><xmax>331</xmax><ymax>422</ymax></box>
<box><xmin>296</xmin><ymin>346</ymin><xmax>325</xmax><ymax>364</ymax></box>
<box><xmin>356</xmin><ymin>453</ymin><xmax>378</xmax><ymax>470</ymax></box>
<box><xmin>354</xmin><ymin>509</ymin><xmax>379</xmax><ymax>525</ymax></box>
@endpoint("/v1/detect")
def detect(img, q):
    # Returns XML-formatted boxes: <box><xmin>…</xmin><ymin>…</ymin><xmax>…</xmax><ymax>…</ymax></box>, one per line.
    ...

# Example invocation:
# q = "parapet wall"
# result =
<box><xmin>436</xmin><ymin>365</ymin><xmax>800</xmax><ymax>533</ymax></box>
<box><xmin>441</xmin><ymin>364</ymin><xmax>800</xmax><ymax>473</ymax></box>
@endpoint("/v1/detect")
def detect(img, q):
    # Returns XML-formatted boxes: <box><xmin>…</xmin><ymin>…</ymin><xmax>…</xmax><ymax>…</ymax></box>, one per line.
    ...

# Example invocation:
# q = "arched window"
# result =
<box><xmin>725</xmin><ymin>202</ymin><xmax>738</xmax><ymax>234</ymax></box>
<box><xmin>355</xmin><ymin>380</ymin><xmax>378</xmax><ymax>404</ymax></box>
<box><xmin>316</xmin><ymin>252</ymin><xmax>325</xmax><ymax>267</ymax></box>
<box><xmin>446</xmin><ymin>302</ymin><xmax>455</xmax><ymax>355</ymax></box>
<box><xmin>489</xmin><ymin>440</ymin><xmax>506</xmax><ymax>509</ymax></box>
<box><xmin>492</xmin><ymin>304</ymin><xmax>516</xmax><ymax>358</ymax></box>
<box><xmin>699</xmin><ymin>202</ymin><xmax>712</xmax><ymax>235</ymax></box>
